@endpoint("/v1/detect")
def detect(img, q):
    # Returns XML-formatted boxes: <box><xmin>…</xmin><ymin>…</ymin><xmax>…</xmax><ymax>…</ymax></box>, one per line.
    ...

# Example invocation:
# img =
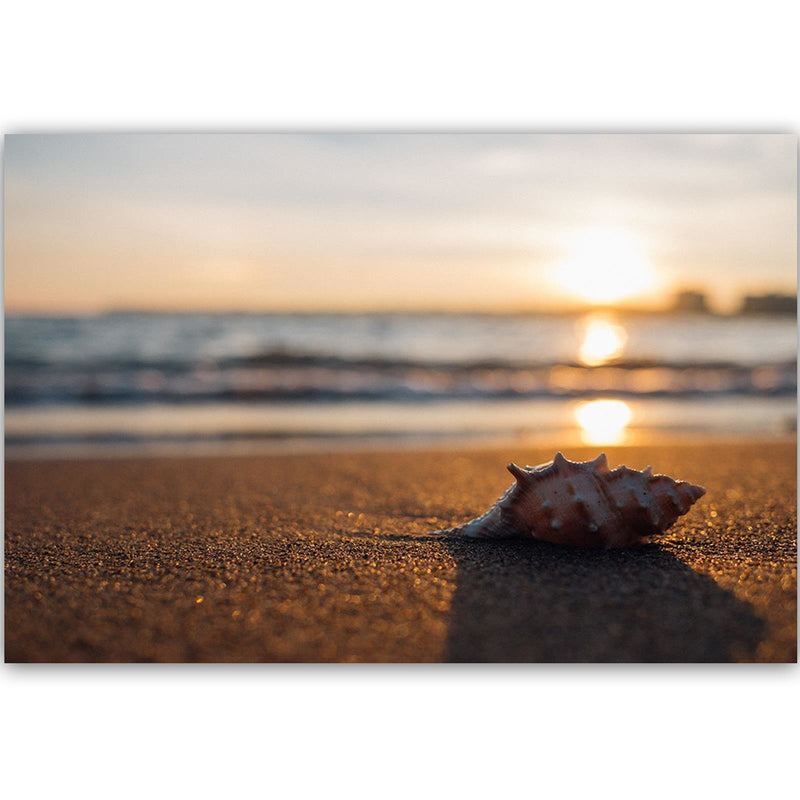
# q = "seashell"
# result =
<box><xmin>431</xmin><ymin>452</ymin><xmax>705</xmax><ymax>548</ymax></box>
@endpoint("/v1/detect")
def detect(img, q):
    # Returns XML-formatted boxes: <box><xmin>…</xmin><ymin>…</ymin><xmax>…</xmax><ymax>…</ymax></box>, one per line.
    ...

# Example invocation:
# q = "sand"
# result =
<box><xmin>4</xmin><ymin>441</ymin><xmax>796</xmax><ymax>662</ymax></box>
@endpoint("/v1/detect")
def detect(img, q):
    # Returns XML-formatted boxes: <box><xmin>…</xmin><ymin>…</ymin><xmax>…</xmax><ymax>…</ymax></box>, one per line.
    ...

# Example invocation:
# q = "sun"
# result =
<box><xmin>551</xmin><ymin>228</ymin><xmax>657</xmax><ymax>305</ymax></box>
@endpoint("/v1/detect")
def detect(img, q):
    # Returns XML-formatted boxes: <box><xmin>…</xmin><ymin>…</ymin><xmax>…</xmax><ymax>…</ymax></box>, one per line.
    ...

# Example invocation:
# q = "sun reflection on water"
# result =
<box><xmin>575</xmin><ymin>399</ymin><xmax>632</xmax><ymax>444</ymax></box>
<box><xmin>579</xmin><ymin>316</ymin><xmax>627</xmax><ymax>366</ymax></box>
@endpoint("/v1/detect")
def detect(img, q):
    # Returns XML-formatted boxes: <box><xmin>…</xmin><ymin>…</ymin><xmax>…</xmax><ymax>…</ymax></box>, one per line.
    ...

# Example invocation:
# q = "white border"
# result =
<box><xmin>2</xmin><ymin>3</ymin><xmax>798</xmax><ymax>799</ymax></box>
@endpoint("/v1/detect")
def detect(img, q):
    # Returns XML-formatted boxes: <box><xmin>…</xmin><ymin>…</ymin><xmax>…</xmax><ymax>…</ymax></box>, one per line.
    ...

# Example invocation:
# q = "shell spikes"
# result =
<box><xmin>431</xmin><ymin>453</ymin><xmax>706</xmax><ymax>548</ymax></box>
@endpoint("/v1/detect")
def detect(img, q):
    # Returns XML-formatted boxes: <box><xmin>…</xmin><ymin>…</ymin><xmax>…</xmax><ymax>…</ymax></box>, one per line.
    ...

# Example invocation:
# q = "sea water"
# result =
<box><xmin>5</xmin><ymin>311</ymin><xmax>796</xmax><ymax>457</ymax></box>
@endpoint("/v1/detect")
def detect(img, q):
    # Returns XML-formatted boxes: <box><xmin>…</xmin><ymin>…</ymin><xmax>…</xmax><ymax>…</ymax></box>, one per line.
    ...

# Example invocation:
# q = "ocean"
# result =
<box><xmin>4</xmin><ymin>311</ymin><xmax>796</xmax><ymax>458</ymax></box>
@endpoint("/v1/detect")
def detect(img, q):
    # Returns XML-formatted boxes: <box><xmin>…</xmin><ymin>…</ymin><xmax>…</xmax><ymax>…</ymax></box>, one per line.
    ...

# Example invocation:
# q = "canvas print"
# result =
<box><xmin>4</xmin><ymin>133</ymin><xmax>796</xmax><ymax>662</ymax></box>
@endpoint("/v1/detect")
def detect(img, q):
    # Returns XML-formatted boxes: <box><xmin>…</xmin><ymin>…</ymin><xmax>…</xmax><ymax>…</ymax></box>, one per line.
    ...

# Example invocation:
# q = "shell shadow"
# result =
<box><xmin>436</xmin><ymin>538</ymin><xmax>766</xmax><ymax>662</ymax></box>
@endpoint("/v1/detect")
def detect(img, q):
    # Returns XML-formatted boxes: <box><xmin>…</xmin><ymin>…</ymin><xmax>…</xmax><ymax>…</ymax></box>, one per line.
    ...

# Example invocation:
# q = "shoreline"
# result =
<box><xmin>5</xmin><ymin>430</ymin><xmax>796</xmax><ymax>462</ymax></box>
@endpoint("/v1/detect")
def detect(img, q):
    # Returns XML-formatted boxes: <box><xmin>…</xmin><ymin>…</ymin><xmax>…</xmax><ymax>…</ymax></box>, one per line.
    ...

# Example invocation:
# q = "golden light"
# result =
<box><xmin>575</xmin><ymin>399</ymin><xmax>632</xmax><ymax>444</ymax></box>
<box><xmin>552</xmin><ymin>228</ymin><xmax>656</xmax><ymax>304</ymax></box>
<box><xmin>579</xmin><ymin>316</ymin><xmax>627</xmax><ymax>366</ymax></box>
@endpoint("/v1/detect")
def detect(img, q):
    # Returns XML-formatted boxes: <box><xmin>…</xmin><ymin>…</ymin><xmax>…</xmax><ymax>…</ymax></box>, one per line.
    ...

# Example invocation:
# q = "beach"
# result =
<box><xmin>4</xmin><ymin>440</ymin><xmax>796</xmax><ymax>663</ymax></box>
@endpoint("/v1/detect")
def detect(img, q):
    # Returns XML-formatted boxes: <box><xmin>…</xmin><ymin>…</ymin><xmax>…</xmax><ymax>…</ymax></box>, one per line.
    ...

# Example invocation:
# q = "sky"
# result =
<box><xmin>4</xmin><ymin>133</ymin><xmax>796</xmax><ymax>313</ymax></box>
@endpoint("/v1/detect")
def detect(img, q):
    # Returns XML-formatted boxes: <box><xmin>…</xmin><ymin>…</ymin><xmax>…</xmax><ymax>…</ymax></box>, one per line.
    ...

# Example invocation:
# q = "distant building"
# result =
<box><xmin>739</xmin><ymin>293</ymin><xmax>796</xmax><ymax>315</ymax></box>
<box><xmin>672</xmin><ymin>290</ymin><xmax>710</xmax><ymax>313</ymax></box>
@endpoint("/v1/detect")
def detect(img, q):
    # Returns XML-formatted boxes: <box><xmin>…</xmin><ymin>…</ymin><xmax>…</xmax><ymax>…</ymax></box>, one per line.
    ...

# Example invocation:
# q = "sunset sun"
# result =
<box><xmin>552</xmin><ymin>229</ymin><xmax>657</xmax><ymax>305</ymax></box>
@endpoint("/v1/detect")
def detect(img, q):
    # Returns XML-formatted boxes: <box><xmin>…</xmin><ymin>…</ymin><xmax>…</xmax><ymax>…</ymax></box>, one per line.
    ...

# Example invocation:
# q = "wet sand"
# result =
<box><xmin>4</xmin><ymin>441</ymin><xmax>796</xmax><ymax>662</ymax></box>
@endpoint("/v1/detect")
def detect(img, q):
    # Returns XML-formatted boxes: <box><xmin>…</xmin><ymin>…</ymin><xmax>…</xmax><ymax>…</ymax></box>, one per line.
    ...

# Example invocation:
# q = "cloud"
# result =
<box><xmin>4</xmin><ymin>134</ymin><xmax>796</xmax><ymax>311</ymax></box>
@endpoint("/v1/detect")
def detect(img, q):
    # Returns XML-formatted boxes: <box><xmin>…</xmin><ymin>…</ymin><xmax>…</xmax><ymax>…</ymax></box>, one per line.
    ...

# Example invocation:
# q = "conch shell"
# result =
<box><xmin>432</xmin><ymin>452</ymin><xmax>705</xmax><ymax>548</ymax></box>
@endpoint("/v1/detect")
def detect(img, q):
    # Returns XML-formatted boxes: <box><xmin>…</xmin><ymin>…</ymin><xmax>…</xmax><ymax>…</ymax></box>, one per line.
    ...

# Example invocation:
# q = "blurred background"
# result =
<box><xmin>4</xmin><ymin>134</ymin><xmax>796</xmax><ymax>457</ymax></box>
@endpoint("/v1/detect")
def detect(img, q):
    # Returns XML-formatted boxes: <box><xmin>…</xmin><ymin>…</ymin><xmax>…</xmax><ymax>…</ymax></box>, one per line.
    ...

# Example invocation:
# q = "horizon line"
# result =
<box><xmin>5</xmin><ymin>303</ymin><xmax>797</xmax><ymax>318</ymax></box>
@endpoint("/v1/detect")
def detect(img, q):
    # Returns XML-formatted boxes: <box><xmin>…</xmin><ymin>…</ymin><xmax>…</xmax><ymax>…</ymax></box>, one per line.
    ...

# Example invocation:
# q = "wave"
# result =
<box><xmin>5</xmin><ymin>347</ymin><xmax>797</xmax><ymax>372</ymax></box>
<box><xmin>5</xmin><ymin>351</ymin><xmax>796</xmax><ymax>406</ymax></box>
